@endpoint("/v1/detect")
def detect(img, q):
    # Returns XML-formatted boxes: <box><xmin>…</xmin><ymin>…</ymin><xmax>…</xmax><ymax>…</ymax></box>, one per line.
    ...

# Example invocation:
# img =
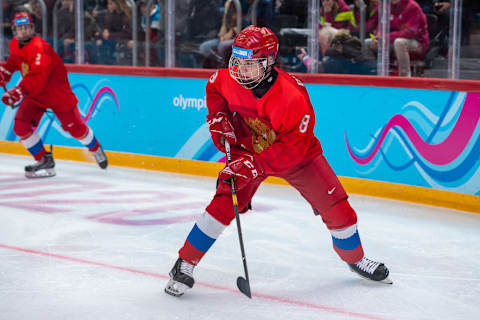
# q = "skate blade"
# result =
<box><xmin>97</xmin><ymin>160</ymin><xmax>108</xmax><ymax>170</ymax></box>
<box><xmin>93</xmin><ymin>149</ymin><xmax>108</xmax><ymax>169</ymax></box>
<box><xmin>25</xmin><ymin>168</ymin><xmax>56</xmax><ymax>179</ymax></box>
<box><xmin>164</xmin><ymin>279</ymin><xmax>190</xmax><ymax>297</ymax></box>
<box><xmin>380</xmin><ymin>276</ymin><xmax>393</xmax><ymax>284</ymax></box>
<box><xmin>350</xmin><ymin>269</ymin><xmax>393</xmax><ymax>284</ymax></box>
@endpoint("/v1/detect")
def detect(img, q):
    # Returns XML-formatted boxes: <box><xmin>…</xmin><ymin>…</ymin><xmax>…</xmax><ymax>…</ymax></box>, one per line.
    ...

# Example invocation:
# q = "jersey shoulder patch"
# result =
<box><xmin>209</xmin><ymin>71</ymin><xmax>218</xmax><ymax>83</ymax></box>
<box><xmin>290</xmin><ymin>75</ymin><xmax>304</xmax><ymax>87</ymax></box>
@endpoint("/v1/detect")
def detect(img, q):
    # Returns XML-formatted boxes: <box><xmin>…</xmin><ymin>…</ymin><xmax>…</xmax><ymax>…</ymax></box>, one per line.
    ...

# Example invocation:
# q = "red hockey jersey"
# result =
<box><xmin>4</xmin><ymin>36</ymin><xmax>78</xmax><ymax>110</ymax></box>
<box><xmin>206</xmin><ymin>67</ymin><xmax>323</xmax><ymax>175</ymax></box>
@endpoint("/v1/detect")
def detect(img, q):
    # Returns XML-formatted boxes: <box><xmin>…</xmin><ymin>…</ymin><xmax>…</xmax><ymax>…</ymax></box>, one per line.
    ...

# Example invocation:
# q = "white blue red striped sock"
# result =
<box><xmin>21</xmin><ymin>132</ymin><xmax>46</xmax><ymax>161</ymax></box>
<box><xmin>179</xmin><ymin>211</ymin><xmax>226</xmax><ymax>265</ymax></box>
<box><xmin>78</xmin><ymin>127</ymin><xmax>99</xmax><ymax>152</ymax></box>
<box><xmin>330</xmin><ymin>224</ymin><xmax>364</xmax><ymax>264</ymax></box>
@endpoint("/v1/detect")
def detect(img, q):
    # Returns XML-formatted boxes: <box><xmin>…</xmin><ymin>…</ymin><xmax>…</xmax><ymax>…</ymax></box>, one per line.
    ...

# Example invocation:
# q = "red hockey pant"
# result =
<box><xmin>14</xmin><ymin>99</ymin><xmax>89</xmax><ymax>140</ymax></box>
<box><xmin>206</xmin><ymin>154</ymin><xmax>357</xmax><ymax>229</ymax></box>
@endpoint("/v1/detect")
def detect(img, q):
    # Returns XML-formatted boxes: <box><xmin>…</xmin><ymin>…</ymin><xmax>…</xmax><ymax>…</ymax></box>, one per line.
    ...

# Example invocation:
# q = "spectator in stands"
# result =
<box><xmin>56</xmin><ymin>0</ymin><xmax>76</xmax><ymax>62</ymax></box>
<box><xmin>295</xmin><ymin>25</ymin><xmax>340</xmax><ymax>73</ymax></box>
<box><xmin>95</xmin><ymin>0</ymin><xmax>132</xmax><ymax>65</ymax></box>
<box><xmin>318</xmin><ymin>0</ymin><xmax>356</xmax><ymax>57</ymax></box>
<box><xmin>320</xmin><ymin>0</ymin><xmax>356</xmax><ymax>30</ymax></box>
<box><xmin>95</xmin><ymin>29</ymin><xmax>116</xmax><ymax>65</ymax></box>
<box><xmin>97</xmin><ymin>0</ymin><xmax>132</xmax><ymax>40</ymax></box>
<box><xmin>420</xmin><ymin>1</ymin><xmax>450</xmax><ymax>33</ymax></box>
<box><xmin>140</xmin><ymin>0</ymin><xmax>162</xmax><ymax>38</ymax></box>
<box><xmin>319</xmin><ymin>25</ymin><xmax>340</xmax><ymax>57</ymax></box>
<box><xmin>27</xmin><ymin>0</ymin><xmax>44</xmax><ymax>35</ymax></box>
<box><xmin>297</xmin><ymin>28</ymin><xmax>376</xmax><ymax>75</ymax></box>
<box><xmin>2</xmin><ymin>1</ymin><xmax>15</xmax><ymax>40</ymax></box>
<box><xmin>433</xmin><ymin>0</ymin><xmax>451</xmax><ymax>15</ymax></box>
<box><xmin>88</xmin><ymin>0</ymin><xmax>107</xmax><ymax>13</ymax></box>
<box><xmin>351</xmin><ymin>0</ymin><xmax>378</xmax><ymax>38</ymax></box>
<box><xmin>198</xmin><ymin>0</ymin><xmax>239</xmax><ymax>68</ymax></box>
<box><xmin>139</xmin><ymin>0</ymin><xmax>163</xmax><ymax>66</ymax></box>
<box><xmin>322</xmin><ymin>28</ymin><xmax>376</xmax><ymax>74</ymax></box>
<box><xmin>366</xmin><ymin>0</ymin><xmax>429</xmax><ymax>76</ymax></box>
<box><xmin>432</xmin><ymin>1</ymin><xmax>451</xmax><ymax>53</ymax></box>
<box><xmin>421</xmin><ymin>0</ymin><xmax>474</xmax><ymax>47</ymax></box>
<box><xmin>57</xmin><ymin>0</ymin><xmax>100</xmax><ymax>63</ymax></box>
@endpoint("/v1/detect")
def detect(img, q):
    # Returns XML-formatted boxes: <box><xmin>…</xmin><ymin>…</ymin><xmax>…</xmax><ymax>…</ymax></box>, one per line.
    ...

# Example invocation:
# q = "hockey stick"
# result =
<box><xmin>224</xmin><ymin>140</ymin><xmax>252</xmax><ymax>298</ymax></box>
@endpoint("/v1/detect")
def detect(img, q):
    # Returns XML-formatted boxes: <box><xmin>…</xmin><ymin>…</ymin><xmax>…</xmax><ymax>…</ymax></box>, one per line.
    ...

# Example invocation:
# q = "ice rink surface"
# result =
<box><xmin>0</xmin><ymin>153</ymin><xmax>479</xmax><ymax>320</ymax></box>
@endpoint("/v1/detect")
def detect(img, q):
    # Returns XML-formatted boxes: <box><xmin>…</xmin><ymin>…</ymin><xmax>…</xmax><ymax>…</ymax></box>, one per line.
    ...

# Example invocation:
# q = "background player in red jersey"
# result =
<box><xmin>165</xmin><ymin>25</ymin><xmax>391</xmax><ymax>297</ymax></box>
<box><xmin>0</xmin><ymin>12</ymin><xmax>107</xmax><ymax>178</ymax></box>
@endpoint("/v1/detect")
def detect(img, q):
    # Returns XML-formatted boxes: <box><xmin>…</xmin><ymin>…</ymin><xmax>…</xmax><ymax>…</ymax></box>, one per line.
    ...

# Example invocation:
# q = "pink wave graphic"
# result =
<box><xmin>84</xmin><ymin>87</ymin><xmax>120</xmax><ymax>122</ymax></box>
<box><xmin>346</xmin><ymin>92</ymin><xmax>480</xmax><ymax>166</ymax></box>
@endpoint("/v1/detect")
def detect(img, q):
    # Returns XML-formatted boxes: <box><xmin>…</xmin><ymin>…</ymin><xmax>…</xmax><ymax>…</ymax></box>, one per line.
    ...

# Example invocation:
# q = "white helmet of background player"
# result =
<box><xmin>229</xmin><ymin>25</ymin><xmax>279</xmax><ymax>89</ymax></box>
<box><xmin>12</xmin><ymin>12</ymin><xmax>35</xmax><ymax>44</ymax></box>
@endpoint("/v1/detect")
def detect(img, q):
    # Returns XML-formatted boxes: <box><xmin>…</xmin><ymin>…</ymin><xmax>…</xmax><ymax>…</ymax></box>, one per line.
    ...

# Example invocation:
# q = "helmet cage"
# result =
<box><xmin>229</xmin><ymin>46</ymin><xmax>269</xmax><ymax>89</ymax></box>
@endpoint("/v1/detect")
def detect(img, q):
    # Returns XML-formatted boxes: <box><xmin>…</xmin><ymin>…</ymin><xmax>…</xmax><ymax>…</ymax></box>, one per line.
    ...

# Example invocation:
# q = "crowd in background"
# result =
<box><xmin>1</xmin><ymin>0</ymin><xmax>480</xmax><ymax>77</ymax></box>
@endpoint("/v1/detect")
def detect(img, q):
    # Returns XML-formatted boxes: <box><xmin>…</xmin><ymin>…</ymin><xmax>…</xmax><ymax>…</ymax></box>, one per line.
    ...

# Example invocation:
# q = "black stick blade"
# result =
<box><xmin>237</xmin><ymin>276</ymin><xmax>252</xmax><ymax>298</ymax></box>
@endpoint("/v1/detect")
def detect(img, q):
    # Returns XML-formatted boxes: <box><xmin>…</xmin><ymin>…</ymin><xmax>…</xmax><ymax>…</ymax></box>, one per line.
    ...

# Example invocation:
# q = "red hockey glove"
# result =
<box><xmin>207</xmin><ymin>112</ymin><xmax>237</xmax><ymax>152</ymax></box>
<box><xmin>1</xmin><ymin>86</ymin><xmax>26</xmax><ymax>106</ymax></box>
<box><xmin>0</xmin><ymin>65</ymin><xmax>12</xmax><ymax>88</ymax></box>
<box><xmin>219</xmin><ymin>153</ymin><xmax>260</xmax><ymax>191</ymax></box>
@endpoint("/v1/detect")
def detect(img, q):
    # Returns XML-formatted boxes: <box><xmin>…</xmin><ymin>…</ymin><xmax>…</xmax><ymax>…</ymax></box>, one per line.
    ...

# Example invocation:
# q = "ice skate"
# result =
<box><xmin>92</xmin><ymin>145</ymin><xmax>108</xmax><ymax>169</ymax></box>
<box><xmin>25</xmin><ymin>151</ymin><xmax>56</xmax><ymax>178</ymax></box>
<box><xmin>165</xmin><ymin>258</ymin><xmax>195</xmax><ymax>297</ymax></box>
<box><xmin>348</xmin><ymin>257</ymin><xmax>393</xmax><ymax>284</ymax></box>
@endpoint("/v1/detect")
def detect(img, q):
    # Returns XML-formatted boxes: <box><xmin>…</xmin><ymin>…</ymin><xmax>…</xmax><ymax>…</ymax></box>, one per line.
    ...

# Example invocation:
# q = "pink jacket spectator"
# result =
<box><xmin>354</xmin><ymin>4</ymin><xmax>378</xmax><ymax>35</ymax></box>
<box><xmin>320</xmin><ymin>0</ymin><xmax>356</xmax><ymax>30</ymax></box>
<box><xmin>380</xmin><ymin>0</ymin><xmax>429</xmax><ymax>54</ymax></box>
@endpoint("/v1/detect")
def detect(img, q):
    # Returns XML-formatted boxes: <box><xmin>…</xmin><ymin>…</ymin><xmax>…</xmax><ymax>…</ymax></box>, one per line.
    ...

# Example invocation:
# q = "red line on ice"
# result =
<box><xmin>0</xmin><ymin>243</ymin><xmax>390</xmax><ymax>320</ymax></box>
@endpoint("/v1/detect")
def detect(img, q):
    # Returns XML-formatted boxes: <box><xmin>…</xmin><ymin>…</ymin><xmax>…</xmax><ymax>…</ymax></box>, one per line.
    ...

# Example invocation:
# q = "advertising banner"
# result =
<box><xmin>0</xmin><ymin>72</ymin><xmax>478</xmax><ymax>196</ymax></box>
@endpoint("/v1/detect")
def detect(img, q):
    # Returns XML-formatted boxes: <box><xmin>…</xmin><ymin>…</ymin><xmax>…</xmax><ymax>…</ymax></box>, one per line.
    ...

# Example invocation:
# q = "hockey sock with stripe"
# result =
<box><xmin>78</xmin><ymin>127</ymin><xmax>100</xmax><ymax>152</ymax></box>
<box><xmin>330</xmin><ymin>224</ymin><xmax>364</xmax><ymax>264</ymax></box>
<box><xmin>21</xmin><ymin>131</ymin><xmax>46</xmax><ymax>160</ymax></box>
<box><xmin>179</xmin><ymin>211</ymin><xmax>226</xmax><ymax>265</ymax></box>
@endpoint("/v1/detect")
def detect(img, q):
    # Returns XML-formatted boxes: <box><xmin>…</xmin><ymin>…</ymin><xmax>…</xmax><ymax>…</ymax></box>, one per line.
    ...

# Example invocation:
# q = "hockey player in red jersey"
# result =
<box><xmin>0</xmin><ymin>12</ymin><xmax>108</xmax><ymax>178</ymax></box>
<box><xmin>165</xmin><ymin>25</ymin><xmax>391</xmax><ymax>297</ymax></box>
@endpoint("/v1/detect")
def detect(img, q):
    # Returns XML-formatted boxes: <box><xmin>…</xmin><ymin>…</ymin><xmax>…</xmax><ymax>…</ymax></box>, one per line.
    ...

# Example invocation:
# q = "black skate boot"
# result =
<box><xmin>92</xmin><ymin>145</ymin><xmax>108</xmax><ymax>169</ymax></box>
<box><xmin>348</xmin><ymin>257</ymin><xmax>393</xmax><ymax>284</ymax></box>
<box><xmin>25</xmin><ymin>151</ymin><xmax>56</xmax><ymax>178</ymax></box>
<box><xmin>164</xmin><ymin>258</ymin><xmax>195</xmax><ymax>297</ymax></box>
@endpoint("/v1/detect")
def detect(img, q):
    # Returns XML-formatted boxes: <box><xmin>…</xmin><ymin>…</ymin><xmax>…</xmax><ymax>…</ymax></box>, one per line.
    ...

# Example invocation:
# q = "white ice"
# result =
<box><xmin>0</xmin><ymin>153</ymin><xmax>479</xmax><ymax>320</ymax></box>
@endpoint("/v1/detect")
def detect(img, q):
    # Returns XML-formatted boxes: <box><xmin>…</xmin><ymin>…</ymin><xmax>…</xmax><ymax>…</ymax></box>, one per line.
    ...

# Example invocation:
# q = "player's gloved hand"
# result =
<box><xmin>219</xmin><ymin>153</ymin><xmax>260</xmax><ymax>190</ymax></box>
<box><xmin>207</xmin><ymin>112</ymin><xmax>237</xmax><ymax>152</ymax></box>
<box><xmin>1</xmin><ymin>86</ymin><xmax>26</xmax><ymax>106</ymax></box>
<box><xmin>0</xmin><ymin>65</ymin><xmax>12</xmax><ymax>88</ymax></box>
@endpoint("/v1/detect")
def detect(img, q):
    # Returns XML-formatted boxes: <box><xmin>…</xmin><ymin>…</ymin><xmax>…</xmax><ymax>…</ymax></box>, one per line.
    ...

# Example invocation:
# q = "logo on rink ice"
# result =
<box><xmin>173</xmin><ymin>94</ymin><xmax>207</xmax><ymax>111</ymax></box>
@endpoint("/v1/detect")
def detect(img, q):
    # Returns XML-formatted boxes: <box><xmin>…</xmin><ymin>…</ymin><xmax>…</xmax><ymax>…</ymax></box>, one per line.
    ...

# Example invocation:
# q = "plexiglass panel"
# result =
<box><xmin>458</xmin><ymin>0</ymin><xmax>480</xmax><ymax>80</ymax></box>
<box><xmin>51</xmin><ymin>0</ymin><xmax>141</xmax><ymax>66</ymax></box>
<box><xmin>2</xmin><ymin>0</ymin><xmax>478</xmax><ymax>79</ymax></box>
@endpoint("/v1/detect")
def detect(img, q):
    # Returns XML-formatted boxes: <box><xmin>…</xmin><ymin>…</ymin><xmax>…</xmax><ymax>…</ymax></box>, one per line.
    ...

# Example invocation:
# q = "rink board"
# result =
<box><xmin>0</xmin><ymin>67</ymin><xmax>479</xmax><ymax>211</ymax></box>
